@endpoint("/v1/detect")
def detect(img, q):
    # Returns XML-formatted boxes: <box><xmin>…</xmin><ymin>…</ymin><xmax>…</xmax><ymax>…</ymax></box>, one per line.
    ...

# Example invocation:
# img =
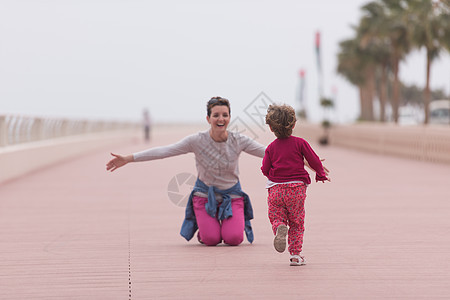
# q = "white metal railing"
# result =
<box><xmin>0</xmin><ymin>114</ymin><xmax>139</xmax><ymax>147</ymax></box>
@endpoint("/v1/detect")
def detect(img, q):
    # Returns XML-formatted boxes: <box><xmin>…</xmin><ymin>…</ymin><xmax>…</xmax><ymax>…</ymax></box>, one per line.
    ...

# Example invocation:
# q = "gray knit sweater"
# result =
<box><xmin>133</xmin><ymin>130</ymin><xmax>266</xmax><ymax>190</ymax></box>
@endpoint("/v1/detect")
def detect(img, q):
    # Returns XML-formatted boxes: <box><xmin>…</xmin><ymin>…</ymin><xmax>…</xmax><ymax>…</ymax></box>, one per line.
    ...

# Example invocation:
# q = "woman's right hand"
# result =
<box><xmin>106</xmin><ymin>153</ymin><xmax>133</xmax><ymax>172</ymax></box>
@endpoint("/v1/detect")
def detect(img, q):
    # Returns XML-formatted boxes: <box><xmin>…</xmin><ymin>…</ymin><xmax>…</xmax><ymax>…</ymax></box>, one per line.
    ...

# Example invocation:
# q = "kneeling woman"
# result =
<box><xmin>106</xmin><ymin>97</ymin><xmax>266</xmax><ymax>246</ymax></box>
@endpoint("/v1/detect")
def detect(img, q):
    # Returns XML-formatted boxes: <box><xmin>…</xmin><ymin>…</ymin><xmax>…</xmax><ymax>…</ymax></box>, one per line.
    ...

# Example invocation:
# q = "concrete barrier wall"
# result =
<box><xmin>331</xmin><ymin>123</ymin><xmax>450</xmax><ymax>164</ymax></box>
<box><xmin>0</xmin><ymin>119</ymin><xmax>208</xmax><ymax>185</ymax></box>
<box><xmin>296</xmin><ymin>122</ymin><xmax>450</xmax><ymax>164</ymax></box>
<box><xmin>2</xmin><ymin>118</ymin><xmax>449</xmax><ymax>185</ymax></box>
<box><xmin>0</xmin><ymin>113</ymin><xmax>142</xmax><ymax>184</ymax></box>
<box><xmin>0</xmin><ymin>129</ymin><xmax>140</xmax><ymax>184</ymax></box>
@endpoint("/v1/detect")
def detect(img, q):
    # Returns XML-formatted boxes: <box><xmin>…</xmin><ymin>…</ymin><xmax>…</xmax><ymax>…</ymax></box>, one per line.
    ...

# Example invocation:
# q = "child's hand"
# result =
<box><xmin>317</xmin><ymin>176</ymin><xmax>331</xmax><ymax>183</ymax></box>
<box><xmin>321</xmin><ymin>158</ymin><xmax>330</xmax><ymax>176</ymax></box>
<box><xmin>319</xmin><ymin>159</ymin><xmax>331</xmax><ymax>182</ymax></box>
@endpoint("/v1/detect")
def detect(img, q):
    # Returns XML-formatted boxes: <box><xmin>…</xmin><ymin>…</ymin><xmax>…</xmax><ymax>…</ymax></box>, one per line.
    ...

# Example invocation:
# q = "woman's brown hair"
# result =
<box><xmin>265</xmin><ymin>104</ymin><xmax>296</xmax><ymax>138</ymax></box>
<box><xmin>206</xmin><ymin>97</ymin><xmax>231</xmax><ymax>117</ymax></box>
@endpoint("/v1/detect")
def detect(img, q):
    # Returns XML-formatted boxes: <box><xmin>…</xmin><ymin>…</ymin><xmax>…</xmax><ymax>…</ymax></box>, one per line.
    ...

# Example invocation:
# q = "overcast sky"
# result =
<box><xmin>1</xmin><ymin>0</ymin><xmax>449</xmax><ymax>124</ymax></box>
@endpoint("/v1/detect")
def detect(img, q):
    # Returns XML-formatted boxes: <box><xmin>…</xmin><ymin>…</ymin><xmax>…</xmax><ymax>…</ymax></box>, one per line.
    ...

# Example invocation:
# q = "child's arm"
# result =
<box><xmin>304</xmin><ymin>158</ymin><xmax>330</xmax><ymax>178</ymax></box>
<box><xmin>302</xmin><ymin>142</ymin><xmax>329</xmax><ymax>182</ymax></box>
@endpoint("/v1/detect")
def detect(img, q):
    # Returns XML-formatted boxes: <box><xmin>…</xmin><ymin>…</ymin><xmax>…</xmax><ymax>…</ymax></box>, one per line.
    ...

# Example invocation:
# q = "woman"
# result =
<box><xmin>106</xmin><ymin>97</ymin><xmax>266</xmax><ymax>246</ymax></box>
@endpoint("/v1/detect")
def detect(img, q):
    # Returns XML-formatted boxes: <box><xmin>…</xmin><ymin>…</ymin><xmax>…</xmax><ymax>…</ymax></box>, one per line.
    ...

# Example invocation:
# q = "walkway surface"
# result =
<box><xmin>1</xmin><ymin>125</ymin><xmax>450</xmax><ymax>299</ymax></box>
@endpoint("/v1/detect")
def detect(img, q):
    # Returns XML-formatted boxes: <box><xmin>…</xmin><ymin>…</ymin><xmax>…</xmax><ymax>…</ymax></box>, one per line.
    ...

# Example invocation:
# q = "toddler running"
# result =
<box><xmin>261</xmin><ymin>104</ymin><xmax>329</xmax><ymax>266</ymax></box>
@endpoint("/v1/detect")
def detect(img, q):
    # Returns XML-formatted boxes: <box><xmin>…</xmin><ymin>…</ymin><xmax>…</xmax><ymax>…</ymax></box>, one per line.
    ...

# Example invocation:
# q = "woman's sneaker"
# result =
<box><xmin>273</xmin><ymin>225</ymin><xmax>288</xmax><ymax>253</ymax></box>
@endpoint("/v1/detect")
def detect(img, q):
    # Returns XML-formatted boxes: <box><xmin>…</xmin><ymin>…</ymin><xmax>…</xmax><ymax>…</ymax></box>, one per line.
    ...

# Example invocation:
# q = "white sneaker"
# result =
<box><xmin>290</xmin><ymin>254</ymin><xmax>306</xmax><ymax>266</ymax></box>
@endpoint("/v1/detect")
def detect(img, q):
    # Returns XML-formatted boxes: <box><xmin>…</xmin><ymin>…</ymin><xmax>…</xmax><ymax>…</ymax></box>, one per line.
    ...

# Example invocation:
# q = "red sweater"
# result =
<box><xmin>261</xmin><ymin>136</ymin><xmax>327</xmax><ymax>184</ymax></box>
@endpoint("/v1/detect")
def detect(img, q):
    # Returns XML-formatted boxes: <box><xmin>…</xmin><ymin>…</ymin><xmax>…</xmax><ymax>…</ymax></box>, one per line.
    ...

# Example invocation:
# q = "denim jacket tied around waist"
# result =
<box><xmin>180</xmin><ymin>178</ymin><xmax>254</xmax><ymax>243</ymax></box>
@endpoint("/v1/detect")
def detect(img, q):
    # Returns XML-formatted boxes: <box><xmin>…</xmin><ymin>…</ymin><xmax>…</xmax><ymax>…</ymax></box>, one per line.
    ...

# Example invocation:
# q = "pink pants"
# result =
<box><xmin>267</xmin><ymin>182</ymin><xmax>307</xmax><ymax>255</ymax></box>
<box><xmin>192</xmin><ymin>195</ymin><xmax>245</xmax><ymax>246</ymax></box>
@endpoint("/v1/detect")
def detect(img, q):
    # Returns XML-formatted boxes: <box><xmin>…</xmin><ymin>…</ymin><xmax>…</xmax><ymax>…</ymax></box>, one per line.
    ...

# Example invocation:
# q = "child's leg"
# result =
<box><xmin>192</xmin><ymin>196</ymin><xmax>221</xmax><ymax>246</ymax></box>
<box><xmin>286</xmin><ymin>183</ymin><xmax>307</xmax><ymax>255</ymax></box>
<box><xmin>221</xmin><ymin>197</ymin><xmax>245</xmax><ymax>246</ymax></box>
<box><xmin>267</xmin><ymin>185</ymin><xmax>289</xmax><ymax>234</ymax></box>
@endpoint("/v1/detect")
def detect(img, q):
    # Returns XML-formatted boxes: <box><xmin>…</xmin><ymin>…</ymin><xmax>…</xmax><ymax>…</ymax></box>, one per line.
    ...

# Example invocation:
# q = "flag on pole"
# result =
<box><xmin>315</xmin><ymin>31</ymin><xmax>321</xmax><ymax>73</ymax></box>
<box><xmin>298</xmin><ymin>69</ymin><xmax>305</xmax><ymax>106</ymax></box>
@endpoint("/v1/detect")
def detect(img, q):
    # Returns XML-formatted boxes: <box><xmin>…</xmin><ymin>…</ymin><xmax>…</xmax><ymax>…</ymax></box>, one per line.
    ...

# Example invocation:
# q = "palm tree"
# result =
<box><xmin>408</xmin><ymin>0</ymin><xmax>450</xmax><ymax>124</ymax></box>
<box><xmin>338</xmin><ymin>0</ymin><xmax>411</xmax><ymax>123</ymax></box>
<box><xmin>358</xmin><ymin>1</ymin><xmax>392</xmax><ymax>122</ymax></box>
<box><xmin>358</xmin><ymin>44</ymin><xmax>378</xmax><ymax>122</ymax></box>
<box><xmin>379</xmin><ymin>0</ymin><xmax>412</xmax><ymax>123</ymax></box>
<box><xmin>337</xmin><ymin>38</ymin><xmax>373</xmax><ymax>121</ymax></box>
<box><xmin>337</xmin><ymin>0</ymin><xmax>450</xmax><ymax>124</ymax></box>
<box><xmin>337</xmin><ymin>33</ymin><xmax>382</xmax><ymax>122</ymax></box>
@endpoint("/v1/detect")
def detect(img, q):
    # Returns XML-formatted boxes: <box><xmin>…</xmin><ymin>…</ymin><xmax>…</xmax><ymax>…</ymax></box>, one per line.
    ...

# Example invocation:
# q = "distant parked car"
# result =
<box><xmin>398</xmin><ymin>105</ymin><xmax>423</xmax><ymax>125</ymax></box>
<box><xmin>429</xmin><ymin>100</ymin><xmax>450</xmax><ymax>125</ymax></box>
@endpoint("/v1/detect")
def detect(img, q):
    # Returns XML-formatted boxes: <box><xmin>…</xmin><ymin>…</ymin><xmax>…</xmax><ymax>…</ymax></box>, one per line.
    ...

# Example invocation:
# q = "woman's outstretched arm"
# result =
<box><xmin>106</xmin><ymin>133</ymin><xmax>196</xmax><ymax>172</ymax></box>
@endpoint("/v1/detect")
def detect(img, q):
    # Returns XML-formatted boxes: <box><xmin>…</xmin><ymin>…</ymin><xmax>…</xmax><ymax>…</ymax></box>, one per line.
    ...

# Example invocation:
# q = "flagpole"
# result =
<box><xmin>297</xmin><ymin>69</ymin><xmax>306</xmax><ymax>120</ymax></box>
<box><xmin>315</xmin><ymin>31</ymin><xmax>323</xmax><ymax>100</ymax></box>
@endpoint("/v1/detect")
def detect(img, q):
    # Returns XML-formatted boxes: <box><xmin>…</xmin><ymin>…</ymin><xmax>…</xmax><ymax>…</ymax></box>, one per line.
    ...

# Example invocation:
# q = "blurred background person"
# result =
<box><xmin>142</xmin><ymin>108</ymin><xmax>151</xmax><ymax>142</ymax></box>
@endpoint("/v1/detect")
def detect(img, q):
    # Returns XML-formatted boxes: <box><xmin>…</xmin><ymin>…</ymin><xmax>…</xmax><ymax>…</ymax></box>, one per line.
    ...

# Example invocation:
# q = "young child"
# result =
<box><xmin>261</xmin><ymin>104</ymin><xmax>329</xmax><ymax>266</ymax></box>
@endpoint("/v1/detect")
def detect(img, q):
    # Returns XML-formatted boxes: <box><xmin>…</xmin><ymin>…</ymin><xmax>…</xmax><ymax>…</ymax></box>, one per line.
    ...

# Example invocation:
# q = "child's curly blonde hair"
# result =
<box><xmin>265</xmin><ymin>104</ymin><xmax>297</xmax><ymax>138</ymax></box>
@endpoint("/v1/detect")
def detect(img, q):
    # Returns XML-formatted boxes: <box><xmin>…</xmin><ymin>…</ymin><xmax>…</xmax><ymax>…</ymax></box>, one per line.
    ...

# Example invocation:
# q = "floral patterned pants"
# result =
<box><xmin>267</xmin><ymin>182</ymin><xmax>307</xmax><ymax>255</ymax></box>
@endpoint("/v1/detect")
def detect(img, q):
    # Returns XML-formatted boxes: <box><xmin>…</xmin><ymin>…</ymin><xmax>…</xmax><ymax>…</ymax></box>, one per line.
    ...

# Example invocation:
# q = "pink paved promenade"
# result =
<box><xmin>1</xmin><ymin>126</ymin><xmax>450</xmax><ymax>299</ymax></box>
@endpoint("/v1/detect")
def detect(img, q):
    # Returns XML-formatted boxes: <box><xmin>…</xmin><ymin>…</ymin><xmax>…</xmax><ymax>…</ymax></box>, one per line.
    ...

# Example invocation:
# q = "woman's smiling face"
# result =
<box><xmin>207</xmin><ymin>105</ymin><xmax>230</xmax><ymax>132</ymax></box>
